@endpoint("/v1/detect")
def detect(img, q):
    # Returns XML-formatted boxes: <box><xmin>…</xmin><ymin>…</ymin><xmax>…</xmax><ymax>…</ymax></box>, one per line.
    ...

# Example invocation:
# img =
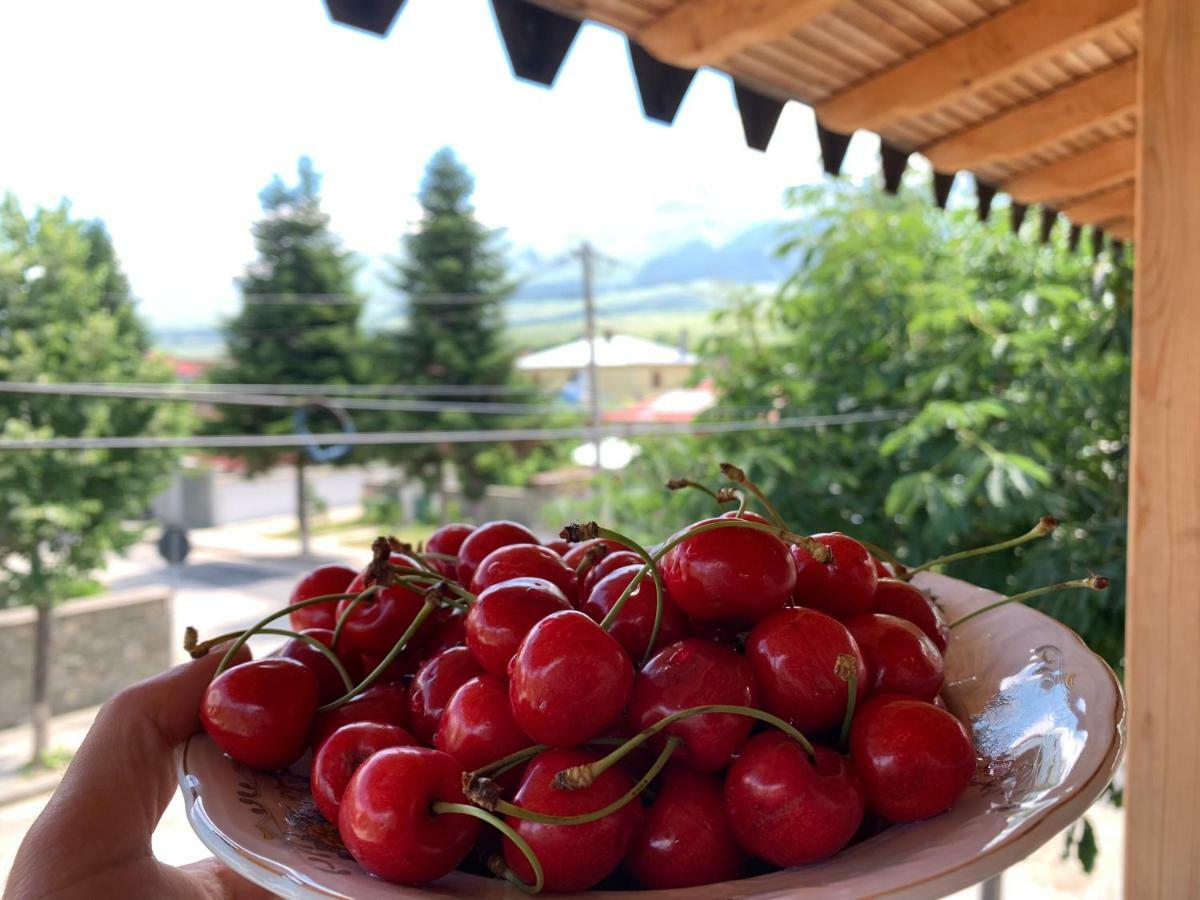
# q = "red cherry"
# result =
<box><xmin>310</xmin><ymin>722</ymin><xmax>417</xmax><ymax>823</ymax></box>
<box><xmin>871</xmin><ymin>555</ymin><xmax>893</xmax><ymax>579</ymax></box>
<box><xmin>623</xmin><ymin>766</ymin><xmax>745</xmax><ymax>889</ymax></box>
<box><xmin>509</xmin><ymin>610</ymin><xmax>633</xmax><ymax>747</ymax></box>
<box><xmin>849</xmin><ymin>695</ymin><xmax>975</xmax><ymax>822</ymax></box>
<box><xmin>288</xmin><ymin>563</ymin><xmax>358</xmax><ymax>631</ymax></box>
<box><xmin>581</xmin><ymin>550</ymin><xmax>643</xmax><ymax>599</ymax></box>
<box><xmin>745</xmin><ymin>607</ymin><xmax>867</xmax><ymax>733</ymax></box>
<box><xmin>435</xmin><ymin>674</ymin><xmax>532</xmax><ymax>772</ymax></box>
<box><xmin>425</xmin><ymin>523</ymin><xmax>474</xmax><ymax>580</ymax></box>
<box><xmin>503</xmin><ymin>747</ymin><xmax>643</xmax><ymax>892</ymax></box>
<box><xmin>791</xmin><ymin>532</ymin><xmax>878</xmax><ymax>619</ymax></box>
<box><xmin>470</xmin><ymin>543</ymin><xmax>579</xmax><ymax>605</ymax></box>
<box><xmin>456</xmin><ymin>520</ymin><xmax>540</xmax><ymax>587</ymax></box>
<box><xmin>873</xmin><ymin>578</ymin><xmax>949</xmax><ymax>652</ymax></box>
<box><xmin>334</xmin><ymin>563</ymin><xmax>432</xmax><ymax>657</ymax></box>
<box><xmin>627</xmin><ymin>638</ymin><xmax>758</xmax><ymax>772</ymax></box>
<box><xmin>581</xmin><ymin>565</ymin><xmax>691</xmax><ymax>660</ymax></box>
<box><xmin>844</xmin><ymin>613</ymin><xmax>944</xmax><ymax>700</ymax></box>
<box><xmin>201</xmin><ymin>658</ymin><xmax>318</xmax><ymax>770</ymax></box>
<box><xmin>724</xmin><ymin>733</ymin><xmax>865</xmax><ymax>866</ymax></box>
<box><xmin>544</xmin><ymin>538</ymin><xmax>570</xmax><ymax>556</ymax></box>
<box><xmin>465</xmin><ymin>577</ymin><xmax>572</xmax><ymax>677</ymax></box>
<box><xmin>407</xmin><ymin>646</ymin><xmax>482</xmax><ymax>744</ymax></box>
<box><xmin>310</xmin><ymin>682</ymin><xmax>410</xmax><ymax>750</ymax></box>
<box><xmin>279</xmin><ymin>627</ymin><xmax>363</xmax><ymax>704</ymax></box>
<box><xmin>339</xmin><ymin>746</ymin><xmax>481</xmax><ymax>885</ymax></box>
<box><xmin>659</xmin><ymin>517</ymin><xmax>796</xmax><ymax>623</ymax></box>
<box><xmin>560</xmin><ymin>537</ymin><xmax>630</xmax><ymax>571</ymax></box>
<box><xmin>412</xmin><ymin>607</ymin><xmax>468</xmax><ymax>664</ymax></box>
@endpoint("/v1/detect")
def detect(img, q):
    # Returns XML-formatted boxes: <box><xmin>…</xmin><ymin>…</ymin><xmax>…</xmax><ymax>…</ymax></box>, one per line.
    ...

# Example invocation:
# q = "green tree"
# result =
<box><xmin>596</xmin><ymin>182</ymin><xmax>1130</xmax><ymax>675</ymax></box>
<box><xmin>207</xmin><ymin>157</ymin><xmax>363</xmax><ymax>551</ymax></box>
<box><xmin>0</xmin><ymin>195</ymin><xmax>189</xmax><ymax>762</ymax></box>
<box><xmin>380</xmin><ymin>148</ymin><xmax>515</xmax><ymax>506</ymax></box>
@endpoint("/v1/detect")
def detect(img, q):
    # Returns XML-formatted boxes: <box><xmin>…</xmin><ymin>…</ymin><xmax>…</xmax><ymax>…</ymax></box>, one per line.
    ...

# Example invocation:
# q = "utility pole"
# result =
<box><xmin>296</xmin><ymin>453</ymin><xmax>311</xmax><ymax>558</ymax></box>
<box><xmin>578</xmin><ymin>241</ymin><xmax>603</xmax><ymax>472</ymax></box>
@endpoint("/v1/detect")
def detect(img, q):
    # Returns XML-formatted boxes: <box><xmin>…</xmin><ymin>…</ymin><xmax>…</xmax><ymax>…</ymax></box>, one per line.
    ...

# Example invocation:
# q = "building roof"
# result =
<box><xmin>604</xmin><ymin>379</ymin><xmax>717</xmax><ymax>423</ymax></box>
<box><xmin>515</xmin><ymin>333</ymin><xmax>696</xmax><ymax>371</ymax></box>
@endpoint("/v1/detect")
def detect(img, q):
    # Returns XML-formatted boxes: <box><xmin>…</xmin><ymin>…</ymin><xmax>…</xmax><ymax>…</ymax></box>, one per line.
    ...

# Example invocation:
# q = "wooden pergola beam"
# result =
<box><xmin>1059</xmin><ymin>183</ymin><xmax>1134</xmax><ymax>226</ymax></box>
<box><xmin>1004</xmin><ymin>136</ymin><xmax>1136</xmax><ymax>205</ymax></box>
<box><xmin>816</xmin><ymin>0</ymin><xmax>1138</xmax><ymax>134</ymax></box>
<box><xmin>1105</xmin><ymin>218</ymin><xmax>1134</xmax><ymax>242</ymax></box>
<box><xmin>637</xmin><ymin>0</ymin><xmax>842</xmax><ymax>69</ymax></box>
<box><xmin>1125</xmin><ymin>1</ymin><xmax>1200</xmax><ymax>895</ymax></box>
<box><xmin>922</xmin><ymin>58</ymin><xmax>1137</xmax><ymax>173</ymax></box>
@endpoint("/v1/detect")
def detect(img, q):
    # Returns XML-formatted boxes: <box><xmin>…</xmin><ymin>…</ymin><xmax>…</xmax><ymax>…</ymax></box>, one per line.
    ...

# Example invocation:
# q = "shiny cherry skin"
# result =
<box><xmin>411</xmin><ymin>607</ymin><xmax>468</xmax><ymax>665</ymax></box>
<box><xmin>627</xmin><ymin>638</ymin><xmax>758</xmax><ymax>772</ymax></box>
<box><xmin>470</xmin><ymin>543</ymin><xmax>579</xmax><ymax>605</ymax></box>
<box><xmin>289</xmin><ymin>563</ymin><xmax>358</xmax><ymax>631</ymax></box>
<box><xmin>871</xmin><ymin>555</ymin><xmax>893</xmax><ymax>579</ymax></box>
<box><xmin>201</xmin><ymin>657</ymin><xmax>318</xmax><ymax>770</ymax></box>
<box><xmin>544</xmin><ymin>538</ymin><xmax>571</xmax><ymax>556</ymax></box>
<box><xmin>465</xmin><ymin>577</ymin><xmax>572</xmax><ymax>677</ymax></box>
<box><xmin>745</xmin><ymin>607</ymin><xmax>867</xmax><ymax>733</ymax></box>
<box><xmin>508</xmin><ymin>610</ymin><xmax>634</xmax><ymax>747</ymax></box>
<box><xmin>339</xmin><ymin>746</ymin><xmax>481</xmax><ymax>885</ymax></box>
<box><xmin>623</xmin><ymin>766</ymin><xmax>745</xmax><ymax>889</ymax></box>
<box><xmin>581</xmin><ymin>565</ymin><xmax>691</xmax><ymax>660</ymax></box>
<box><xmin>279</xmin><ymin>627</ymin><xmax>363</xmax><ymax>704</ymax></box>
<box><xmin>844</xmin><ymin>613</ymin><xmax>944</xmax><ymax>700</ymax></box>
<box><xmin>581</xmin><ymin>550</ymin><xmax>644</xmax><ymax>599</ymax></box>
<box><xmin>310</xmin><ymin>682</ymin><xmax>410</xmax><ymax>750</ymax></box>
<box><xmin>407</xmin><ymin>646</ymin><xmax>482</xmax><ymax>744</ymax></box>
<box><xmin>503</xmin><ymin>747</ymin><xmax>643</xmax><ymax>892</ymax></box>
<box><xmin>435</xmin><ymin>674</ymin><xmax>532</xmax><ymax>772</ymax></box>
<box><xmin>456</xmin><ymin>520</ymin><xmax>540</xmax><ymax>587</ymax></box>
<box><xmin>561</xmin><ymin>537</ymin><xmax>630</xmax><ymax>571</ymax></box>
<box><xmin>724</xmin><ymin>733</ymin><xmax>865</xmax><ymax>866</ymax></box>
<box><xmin>873</xmin><ymin>578</ymin><xmax>949</xmax><ymax>652</ymax></box>
<box><xmin>334</xmin><ymin>562</ymin><xmax>432</xmax><ymax>658</ymax></box>
<box><xmin>425</xmin><ymin>522</ymin><xmax>474</xmax><ymax>580</ymax></box>
<box><xmin>849</xmin><ymin>695</ymin><xmax>975</xmax><ymax>822</ymax></box>
<box><xmin>659</xmin><ymin>516</ymin><xmax>796</xmax><ymax>623</ymax></box>
<box><xmin>310</xmin><ymin>722</ymin><xmax>417</xmax><ymax>823</ymax></box>
<box><xmin>792</xmin><ymin>532</ymin><xmax>878</xmax><ymax>619</ymax></box>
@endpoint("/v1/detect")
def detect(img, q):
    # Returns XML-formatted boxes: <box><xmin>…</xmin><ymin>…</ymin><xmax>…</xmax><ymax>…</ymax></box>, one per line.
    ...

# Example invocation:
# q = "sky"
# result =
<box><xmin>0</xmin><ymin>0</ymin><xmax>884</xmax><ymax>330</ymax></box>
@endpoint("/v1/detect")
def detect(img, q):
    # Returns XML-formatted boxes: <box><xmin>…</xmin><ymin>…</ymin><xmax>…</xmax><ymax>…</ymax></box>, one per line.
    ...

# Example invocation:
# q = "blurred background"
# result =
<box><xmin>0</xmin><ymin>0</ymin><xmax>1127</xmax><ymax>895</ymax></box>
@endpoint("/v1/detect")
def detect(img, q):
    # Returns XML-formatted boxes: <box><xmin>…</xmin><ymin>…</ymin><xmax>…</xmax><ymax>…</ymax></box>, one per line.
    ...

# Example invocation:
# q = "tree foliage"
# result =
<box><xmin>378</xmin><ymin>148</ymin><xmax>517</xmax><ymax>499</ymax></box>
<box><xmin>597</xmin><ymin>182</ymin><xmax>1130</xmax><ymax>674</ymax></box>
<box><xmin>0</xmin><ymin>195</ymin><xmax>189</xmax><ymax>607</ymax></box>
<box><xmin>207</xmin><ymin>157</ymin><xmax>363</xmax><ymax>471</ymax></box>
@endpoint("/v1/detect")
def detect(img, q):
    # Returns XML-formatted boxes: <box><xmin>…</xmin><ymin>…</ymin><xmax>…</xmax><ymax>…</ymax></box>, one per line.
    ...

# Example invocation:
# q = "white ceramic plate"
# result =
<box><xmin>177</xmin><ymin>572</ymin><xmax>1125</xmax><ymax>899</ymax></box>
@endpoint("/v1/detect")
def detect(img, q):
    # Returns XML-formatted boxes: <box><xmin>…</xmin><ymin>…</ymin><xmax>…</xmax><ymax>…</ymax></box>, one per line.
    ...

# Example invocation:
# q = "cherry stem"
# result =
<box><xmin>480</xmin><ymin>737</ymin><xmax>679</xmax><ymax>828</ymax></box>
<box><xmin>472</xmin><ymin>737</ymin><xmax>627</xmax><ymax>780</ymax></box>
<box><xmin>553</xmin><ymin>704</ymin><xmax>814</xmax><ymax>791</ymax></box>
<box><xmin>834</xmin><ymin>653</ymin><xmax>858</xmax><ymax>752</ymax></box>
<box><xmin>212</xmin><ymin>588</ymin><xmax>378</xmax><ymax>678</ymax></box>
<box><xmin>573</xmin><ymin>543</ymin><xmax>611</xmax><ymax>579</ymax></box>
<box><xmin>859</xmin><ymin>540</ymin><xmax>908</xmax><ymax>578</ymax></box>
<box><xmin>431</xmin><ymin>802</ymin><xmax>544</xmax><ymax>894</ymax></box>
<box><xmin>948</xmin><ymin>574</ymin><xmax>1109</xmax><ymax>629</ymax></box>
<box><xmin>567</xmin><ymin>524</ymin><xmax>664</xmax><ymax>667</ymax></box>
<box><xmin>665</xmin><ymin>477</ymin><xmax>737</xmax><ymax>509</ymax></box>
<box><xmin>187</xmin><ymin>627</ymin><xmax>355</xmax><ymax>692</ymax></box>
<box><xmin>720</xmin><ymin>462</ymin><xmax>789</xmax><ymax>530</ymax></box>
<box><xmin>904</xmin><ymin>516</ymin><xmax>1059</xmax><ymax>581</ymax></box>
<box><xmin>389</xmin><ymin>566</ymin><xmax>477</xmax><ymax>605</ymax></box>
<box><xmin>316</xmin><ymin>599</ymin><xmax>437</xmax><ymax>712</ymax></box>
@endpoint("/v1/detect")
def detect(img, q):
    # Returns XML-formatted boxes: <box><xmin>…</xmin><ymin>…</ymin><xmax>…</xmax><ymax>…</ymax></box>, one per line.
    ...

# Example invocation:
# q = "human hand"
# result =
<box><xmin>5</xmin><ymin>647</ymin><xmax>272</xmax><ymax>899</ymax></box>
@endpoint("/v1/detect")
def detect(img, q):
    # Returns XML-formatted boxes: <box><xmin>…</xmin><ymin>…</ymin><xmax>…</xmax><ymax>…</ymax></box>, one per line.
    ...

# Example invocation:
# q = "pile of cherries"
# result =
<box><xmin>193</xmin><ymin>467</ymin><xmax>1105</xmax><ymax>893</ymax></box>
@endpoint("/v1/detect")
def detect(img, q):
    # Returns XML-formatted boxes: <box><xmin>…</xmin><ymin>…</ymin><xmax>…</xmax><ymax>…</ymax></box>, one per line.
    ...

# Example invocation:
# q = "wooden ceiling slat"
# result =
<box><xmin>732</xmin><ymin>44</ymin><xmax>842</xmax><ymax>99</ymax></box>
<box><xmin>902</xmin><ymin>0</ymin><xmax>975</xmax><ymax>32</ymax></box>
<box><xmin>800</xmin><ymin>18</ymin><xmax>902</xmax><ymax>72</ymax></box>
<box><xmin>1058</xmin><ymin>181</ymin><xmax>1135</xmax><ymax>226</ymax></box>
<box><xmin>921</xmin><ymin>57</ymin><xmax>1137</xmax><ymax>172</ymax></box>
<box><xmin>815</xmin><ymin>0</ymin><xmax>1138</xmax><ymax>133</ymax></box>
<box><xmin>767</xmin><ymin>34</ymin><xmax>871</xmax><ymax>89</ymax></box>
<box><xmin>636</xmin><ymin>0</ymin><xmax>844</xmax><ymax>68</ymax></box>
<box><xmin>1005</xmin><ymin>136</ymin><xmax>1135</xmax><ymax>205</ymax></box>
<box><xmin>855</xmin><ymin>0</ymin><xmax>943</xmax><ymax>45</ymax></box>
<box><xmin>820</xmin><ymin>9</ymin><xmax>914</xmax><ymax>64</ymax></box>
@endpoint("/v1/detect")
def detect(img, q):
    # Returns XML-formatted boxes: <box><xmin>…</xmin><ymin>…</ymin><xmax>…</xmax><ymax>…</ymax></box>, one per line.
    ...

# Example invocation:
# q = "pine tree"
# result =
<box><xmin>207</xmin><ymin>158</ymin><xmax>363</xmax><ymax>550</ymax></box>
<box><xmin>0</xmin><ymin>195</ymin><xmax>190</xmax><ymax>762</ymax></box>
<box><xmin>384</xmin><ymin>148</ymin><xmax>514</xmax><ymax>501</ymax></box>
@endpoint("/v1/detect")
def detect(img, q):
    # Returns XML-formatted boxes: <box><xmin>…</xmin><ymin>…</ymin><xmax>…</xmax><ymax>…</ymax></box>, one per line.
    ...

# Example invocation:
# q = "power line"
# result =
<box><xmin>63</xmin><ymin>381</ymin><xmax>540</xmax><ymax>397</ymax></box>
<box><xmin>0</xmin><ymin>409</ymin><xmax>909</xmax><ymax>451</ymax></box>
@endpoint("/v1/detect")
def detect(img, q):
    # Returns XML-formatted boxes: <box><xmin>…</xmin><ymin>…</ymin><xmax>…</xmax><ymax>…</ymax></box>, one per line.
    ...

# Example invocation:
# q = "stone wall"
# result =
<box><xmin>0</xmin><ymin>588</ymin><xmax>171</xmax><ymax>729</ymax></box>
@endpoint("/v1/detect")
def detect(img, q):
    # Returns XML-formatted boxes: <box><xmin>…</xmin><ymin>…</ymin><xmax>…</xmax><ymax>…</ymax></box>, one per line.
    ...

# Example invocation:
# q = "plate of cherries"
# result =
<box><xmin>179</xmin><ymin>467</ymin><xmax>1124</xmax><ymax>899</ymax></box>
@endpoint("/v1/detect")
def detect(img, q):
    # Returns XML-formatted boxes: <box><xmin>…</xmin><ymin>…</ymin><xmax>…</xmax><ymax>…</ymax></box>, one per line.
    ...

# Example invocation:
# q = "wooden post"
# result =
<box><xmin>1125</xmin><ymin>0</ymin><xmax>1200</xmax><ymax>895</ymax></box>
